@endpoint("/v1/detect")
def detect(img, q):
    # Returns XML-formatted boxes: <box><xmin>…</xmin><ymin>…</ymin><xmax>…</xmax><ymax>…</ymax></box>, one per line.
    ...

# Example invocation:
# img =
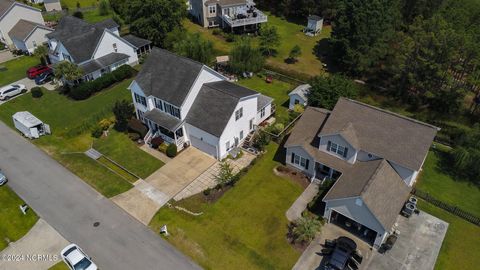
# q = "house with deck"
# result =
<box><xmin>284</xmin><ymin>99</ymin><xmax>439</xmax><ymax>248</ymax></box>
<box><xmin>46</xmin><ymin>16</ymin><xmax>148</xmax><ymax>82</ymax></box>
<box><xmin>129</xmin><ymin>47</ymin><xmax>274</xmax><ymax>159</ymax></box>
<box><xmin>189</xmin><ymin>0</ymin><xmax>267</xmax><ymax>31</ymax></box>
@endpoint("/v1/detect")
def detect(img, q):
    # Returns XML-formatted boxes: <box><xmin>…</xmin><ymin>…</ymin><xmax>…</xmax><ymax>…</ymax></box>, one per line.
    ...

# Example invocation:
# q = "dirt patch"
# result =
<box><xmin>274</xmin><ymin>165</ymin><xmax>310</xmax><ymax>189</ymax></box>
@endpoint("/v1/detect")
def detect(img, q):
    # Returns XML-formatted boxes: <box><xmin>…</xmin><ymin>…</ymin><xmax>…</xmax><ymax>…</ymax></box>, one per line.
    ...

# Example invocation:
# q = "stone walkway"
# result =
<box><xmin>173</xmin><ymin>151</ymin><xmax>256</xmax><ymax>201</ymax></box>
<box><xmin>0</xmin><ymin>219</ymin><xmax>69</xmax><ymax>270</ymax></box>
<box><xmin>286</xmin><ymin>182</ymin><xmax>319</xmax><ymax>222</ymax></box>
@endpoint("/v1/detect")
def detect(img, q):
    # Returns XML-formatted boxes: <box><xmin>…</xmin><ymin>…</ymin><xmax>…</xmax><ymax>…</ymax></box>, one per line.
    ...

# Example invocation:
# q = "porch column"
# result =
<box><xmin>329</xmin><ymin>168</ymin><xmax>334</xmax><ymax>179</ymax></box>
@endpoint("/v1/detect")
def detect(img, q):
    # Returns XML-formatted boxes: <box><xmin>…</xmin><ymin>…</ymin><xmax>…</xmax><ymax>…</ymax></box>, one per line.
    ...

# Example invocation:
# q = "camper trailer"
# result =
<box><xmin>12</xmin><ymin>111</ymin><xmax>50</xmax><ymax>139</ymax></box>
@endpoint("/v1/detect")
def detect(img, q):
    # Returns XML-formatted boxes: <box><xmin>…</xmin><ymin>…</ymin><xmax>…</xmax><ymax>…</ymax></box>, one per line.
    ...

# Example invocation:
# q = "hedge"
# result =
<box><xmin>31</xmin><ymin>87</ymin><xmax>43</xmax><ymax>98</ymax></box>
<box><xmin>69</xmin><ymin>65</ymin><xmax>136</xmax><ymax>100</ymax></box>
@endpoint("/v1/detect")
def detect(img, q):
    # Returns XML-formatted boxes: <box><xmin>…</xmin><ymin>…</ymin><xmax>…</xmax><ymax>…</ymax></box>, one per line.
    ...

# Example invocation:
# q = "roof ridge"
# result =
<box><xmin>359</xmin><ymin>159</ymin><xmax>385</xmax><ymax>197</ymax></box>
<box><xmin>340</xmin><ymin>98</ymin><xmax>440</xmax><ymax>131</ymax></box>
<box><xmin>205</xmin><ymin>81</ymin><xmax>258</xmax><ymax>98</ymax></box>
<box><xmin>152</xmin><ymin>47</ymin><xmax>204</xmax><ymax>68</ymax></box>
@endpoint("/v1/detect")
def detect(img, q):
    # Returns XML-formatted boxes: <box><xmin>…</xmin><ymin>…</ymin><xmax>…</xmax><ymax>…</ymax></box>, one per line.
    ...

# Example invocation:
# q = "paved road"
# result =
<box><xmin>0</xmin><ymin>121</ymin><xmax>201</xmax><ymax>270</ymax></box>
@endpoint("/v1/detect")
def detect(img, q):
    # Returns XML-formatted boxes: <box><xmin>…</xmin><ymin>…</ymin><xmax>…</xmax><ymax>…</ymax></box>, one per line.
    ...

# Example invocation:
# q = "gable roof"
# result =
<box><xmin>134</xmin><ymin>47</ymin><xmax>204</xmax><ymax>107</ymax></box>
<box><xmin>186</xmin><ymin>81</ymin><xmax>257</xmax><ymax>137</ymax></box>
<box><xmin>79</xmin><ymin>52</ymin><xmax>129</xmax><ymax>74</ymax></box>
<box><xmin>324</xmin><ymin>159</ymin><xmax>411</xmax><ymax>230</ymax></box>
<box><xmin>93</xmin><ymin>18</ymin><xmax>118</xmax><ymax>30</ymax></box>
<box><xmin>122</xmin><ymin>34</ymin><xmax>151</xmax><ymax>48</ymax></box>
<box><xmin>320</xmin><ymin>98</ymin><xmax>439</xmax><ymax>171</ymax></box>
<box><xmin>8</xmin><ymin>19</ymin><xmax>52</xmax><ymax>41</ymax></box>
<box><xmin>0</xmin><ymin>0</ymin><xmax>40</xmax><ymax>19</ymax></box>
<box><xmin>288</xmin><ymin>84</ymin><xmax>310</xmax><ymax>101</ymax></box>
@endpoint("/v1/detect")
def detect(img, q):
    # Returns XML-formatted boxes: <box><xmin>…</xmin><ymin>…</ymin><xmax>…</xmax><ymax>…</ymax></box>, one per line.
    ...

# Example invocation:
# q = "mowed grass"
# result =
<box><xmin>94</xmin><ymin>130</ymin><xmax>163</xmax><ymax>179</ymax></box>
<box><xmin>0</xmin><ymin>80</ymin><xmax>135</xmax><ymax>197</ymax></box>
<box><xmin>416</xmin><ymin>143</ymin><xmax>480</xmax><ymax>216</ymax></box>
<box><xmin>418</xmin><ymin>200</ymin><xmax>480</xmax><ymax>270</ymax></box>
<box><xmin>61</xmin><ymin>0</ymin><xmax>97</xmax><ymax>9</ymax></box>
<box><xmin>149</xmin><ymin>143</ymin><xmax>304</xmax><ymax>270</ymax></box>
<box><xmin>82</xmin><ymin>9</ymin><xmax>113</xmax><ymax>23</ymax></box>
<box><xmin>0</xmin><ymin>186</ymin><xmax>38</xmax><ymax>251</ymax></box>
<box><xmin>0</xmin><ymin>56</ymin><xmax>40</xmax><ymax>86</ymax></box>
<box><xmin>49</xmin><ymin>262</ymin><xmax>69</xmax><ymax>270</ymax></box>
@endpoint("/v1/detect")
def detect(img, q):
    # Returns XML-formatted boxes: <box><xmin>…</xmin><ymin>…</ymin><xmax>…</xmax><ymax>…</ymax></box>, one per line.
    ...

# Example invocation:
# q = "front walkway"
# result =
<box><xmin>286</xmin><ymin>182</ymin><xmax>319</xmax><ymax>222</ymax></box>
<box><xmin>0</xmin><ymin>219</ymin><xmax>69</xmax><ymax>270</ymax></box>
<box><xmin>173</xmin><ymin>151</ymin><xmax>256</xmax><ymax>201</ymax></box>
<box><xmin>139</xmin><ymin>144</ymin><xmax>171</xmax><ymax>164</ymax></box>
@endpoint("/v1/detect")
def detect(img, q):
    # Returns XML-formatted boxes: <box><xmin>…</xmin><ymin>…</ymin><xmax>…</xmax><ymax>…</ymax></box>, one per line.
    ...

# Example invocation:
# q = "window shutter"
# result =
<box><xmin>343</xmin><ymin>148</ymin><xmax>348</xmax><ymax>158</ymax></box>
<box><xmin>291</xmin><ymin>153</ymin><xmax>295</xmax><ymax>163</ymax></box>
<box><xmin>305</xmin><ymin>159</ymin><xmax>309</xmax><ymax>170</ymax></box>
<box><xmin>327</xmin><ymin>141</ymin><xmax>331</xmax><ymax>151</ymax></box>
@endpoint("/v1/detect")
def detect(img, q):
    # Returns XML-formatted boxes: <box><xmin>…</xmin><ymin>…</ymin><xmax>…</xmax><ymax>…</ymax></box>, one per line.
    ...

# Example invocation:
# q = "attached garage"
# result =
<box><xmin>329</xmin><ymin>210</ymin><xmax>378</xmax><ymax>246</ymax></box>
<box><xmin>189</xmin><ymin>135</ymin><xmax>218</xmax><ymax>159</ymax></box>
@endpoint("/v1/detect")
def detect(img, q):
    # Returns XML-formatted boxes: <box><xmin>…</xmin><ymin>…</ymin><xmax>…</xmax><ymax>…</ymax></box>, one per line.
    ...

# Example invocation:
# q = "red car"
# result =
<box><xmin>27</xmin><ymin>65</ymin><xmax>51</xmax><ymax>79</ymax></box>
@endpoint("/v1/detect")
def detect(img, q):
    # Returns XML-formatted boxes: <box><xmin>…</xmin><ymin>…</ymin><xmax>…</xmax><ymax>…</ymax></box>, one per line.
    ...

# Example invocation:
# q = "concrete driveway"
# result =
<box><xmin>0</xmin><ymin>78</ymin><xmax>56</xmax><ymax>105</ymax></box>
<box><xmin>0</xmin><ymin>50</ymin><xmax>15</xmax><ymax>64</ymax></box>
<box><xmin>0</xmin><ymin>219</ymin><xmax>68</xmax><ymax>270</ymax></box>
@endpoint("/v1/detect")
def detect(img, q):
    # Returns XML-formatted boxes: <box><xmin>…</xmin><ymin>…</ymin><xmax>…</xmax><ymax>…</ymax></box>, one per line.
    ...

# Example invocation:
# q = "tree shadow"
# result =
<box><xmin>313</xmin><ymin>39</ymin><xmax>340</xmax><ymax>74</ymax></box>
<box><xmin>273</xmin><ymin>135</ymin><xmax>288</xmax><ymax>164</ymax></box>
<box><xmin>434</xmin><ymin>148</ymin><xmax>479</xmax><ymax>188</ymax></box>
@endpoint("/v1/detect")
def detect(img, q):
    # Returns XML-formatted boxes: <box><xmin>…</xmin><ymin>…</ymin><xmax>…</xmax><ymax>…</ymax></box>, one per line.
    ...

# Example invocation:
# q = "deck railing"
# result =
<box><xmin>222</xmin><ymin>9</ymin><xmax>267</xmax><ymax>27</ymax></box>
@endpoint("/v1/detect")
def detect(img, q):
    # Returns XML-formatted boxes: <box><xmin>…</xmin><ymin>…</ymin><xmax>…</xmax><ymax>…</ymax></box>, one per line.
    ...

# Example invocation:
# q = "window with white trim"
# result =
<box><xmin>226</xmin><ymin>141</ymin><xmax>230</xmax><ymax>150</ymax></box>
<box><xmin>327</xmin><ymin>140</ymin><xmax>349</xmax><ymax>158</ymax></box>
<box><xmin>134</xmin><ymin>93</ymin><xmax>147</xmax><ymax>107</ymax></box>
<box><xmin>290</xmin><ymin>153</ymin><xmax>309</xmax><ymax>169</ymax></box>
<box><xmin>239</xmin><ymin>130</ymin><xmax>244</xmax><ymax>140</ymax></box>
<box><xmin>209</xmin><ymin>5</ymin><xmax>216</xmax><ymax>14</ymax></box>
<box><xmin>113</xmin><ymin>43</ymin><xmax>118</xmax><ymax>52</ymax></box>
<box><xmin>235</xmin><ymin>107</ymin><xmax>243</xmax><ymax>121</ymax></box>
<box><xmin>260</xmin><ymin>107</ymin><xmax>266</xmax><ymax>118</ymax></box>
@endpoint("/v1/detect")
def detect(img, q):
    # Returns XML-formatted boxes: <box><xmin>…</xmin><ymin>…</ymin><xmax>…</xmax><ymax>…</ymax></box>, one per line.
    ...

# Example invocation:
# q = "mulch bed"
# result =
<box><xmin>274</xmin><ymin>165</ymin><xmax>310</xmax><ymax>189</ymax></box>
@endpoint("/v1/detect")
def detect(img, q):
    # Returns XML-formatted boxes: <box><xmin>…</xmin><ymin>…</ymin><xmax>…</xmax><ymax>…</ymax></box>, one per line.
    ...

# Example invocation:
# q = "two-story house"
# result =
<box><xmin>284</xmin><ymin>98</ymin><xmax>439</xmax><ymax>248</ymax></box>
<box><xmin>46</xmin><ymin>16</ymin><xmax>146</xmax><ymax>82</ymax></box>
<box><xmin>189</xmin><ymin>0</ymin><xmax>267</xmax><ymax>31</ymax></box>
<box><xmin>0</xmin><ymin>0</ymin><xmax>51</xmax><ymax>53</ymax></box>
<box><xmin>129</xmin><ymin>47</ymin><xmax>274</xmax><ymax>159</ymax></box>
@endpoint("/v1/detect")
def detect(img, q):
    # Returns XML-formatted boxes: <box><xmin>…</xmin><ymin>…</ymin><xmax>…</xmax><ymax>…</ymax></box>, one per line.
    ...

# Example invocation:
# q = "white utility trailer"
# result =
<box><xmin>12</xmin><ymin>111</ymin><xmax>51</xmax><ymax>139</ymax></box>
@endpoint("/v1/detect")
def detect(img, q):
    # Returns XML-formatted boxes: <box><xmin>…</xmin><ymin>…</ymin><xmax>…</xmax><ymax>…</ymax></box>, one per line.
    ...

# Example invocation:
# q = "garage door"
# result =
<box><xmin>189</xmin><ymin>135</ymin><xmax>217</xmax><ymax>158</ymax></box>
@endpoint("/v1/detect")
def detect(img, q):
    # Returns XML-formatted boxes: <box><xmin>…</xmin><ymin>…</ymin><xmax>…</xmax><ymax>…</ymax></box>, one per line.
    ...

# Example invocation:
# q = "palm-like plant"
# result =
<box><xmin>292</xmin><ymin>217</ymin><xmax>322</xmax><ymax>243</ymax></box>
<box><xmin>54</xmin><ymin>61</ymin><xmax>83</xmax><ymax>83</ymax></box>
<box><xmin>33</xmin><ymin>45</ymin><xmax>49</xmax><ymax>65</ymax></box>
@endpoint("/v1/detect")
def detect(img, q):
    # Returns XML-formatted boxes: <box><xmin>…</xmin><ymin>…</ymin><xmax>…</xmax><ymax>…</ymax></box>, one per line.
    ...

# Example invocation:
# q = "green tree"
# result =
<box><xmin>126</xmin><ymin>0</ymin><xmax>186</xmax><ymax>48</ymax></box>
<box><xmin>215</xmin><ymin>161</ymin><xmax>235</xmax><ymax>185</ymax></box>
<box><xmin>230</xmin><ymin>37</ymin><xmax>265</xmax><ymax>74</ymax></box>
<box><xmin>98</xmin><ymin>0</ymin><xmax>110</xmax><ymax>16</ymax></box>
<box><xmin>292</xmin><ymin>217</ymin><xmax>322</xmax><ymax>243</ymax></box>
<box><xmin>307</xmin><ymin>74</ymin><xmax>358</xmax><ymax>110</ymax></box>
<box><xmin>259</xmin><ymin>24</ymin><xmax>280</xmax><ymax>56</ymax></box>
<box><xmin>33</xmin><ymin>45</ymin><xmax>49</xmax><ymax>65</ymax></box>
<box><xmin>173</xmin><ymin>33</ymin><xmax>213</xmax><ymax>64</ymax></box>
<box><xmin>73</xmin><ymin>11</ymin><xmax>83</xmax><ymax>19</ymax></box>
<box><xmin>112</xmin><ymin>100</ymin><xmax>134</xmax><ymax>131</ymax></box>
<box><xmin>54</xmin><ymin>61</ymin><xmax>83</xmax><ymax>83</ymax></box>
<box><xmin>288</xmin><ymin>45</ymin><xmax>302</xmax><ymax>63</ymax></box>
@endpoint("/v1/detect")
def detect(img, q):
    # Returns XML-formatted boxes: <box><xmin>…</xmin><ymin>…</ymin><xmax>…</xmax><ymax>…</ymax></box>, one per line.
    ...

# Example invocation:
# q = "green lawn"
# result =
<box><xmin>184</xmin><ymin>13</ymin><xmax>329</xmax><ymax>78</ymax></box>
<box><xmin>236</xmin><ymin>75</ymin><xmax>295</xmax><ymax>124</ymax></box>
<box><xmin>49</xmin><ymin>262</ymin><xmax>69</xmax><ymax>270</ymax></box>
<box><xmin>0</xmin><ymin>80</ymin><xmax>136</xmax><ymax>197</ymax></box>
<box><xmin>0</xmin><ymin>186</ymin><xmax>38</xmax><ymax>251</ymax></box>
<box><xmin>94</xmin><ymin>130</ymin><xmax>163</xmax><ymax>179</ymax></box>
<box><xmin>0</xmin><ymin>56</ymin><xmax>40</xmax><ymax>86</ymax></box>
<box><xmin>82</xmin><ymin>9</ymin><xmax>113</xmax><ymax>23</ymax></box>
<box><xmin>418</xmin><ymin>200</ymin><xmax>480</xmax><ymax>270</ymax></box>
<box><xmin>149</xmin><ymin>143</ymin><xmax>304</xmax><ymax>270</ymax></box>
<box><xmin>416</xmin><ymin>143</ymin><xmax>480</xmax><ymax>216</ymax></box>
<box><xmin>61</xmin><ymin>0</ymin><xmax>97</xmax><ymax>9</ymax></box>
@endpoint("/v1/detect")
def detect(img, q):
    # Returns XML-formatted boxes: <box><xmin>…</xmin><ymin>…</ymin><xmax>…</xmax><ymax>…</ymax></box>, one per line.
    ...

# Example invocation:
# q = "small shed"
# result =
<box><xmin>12</xmin><ymin>111</ymin><xmax>50</xmax><ymax>139</ymax></box>
<box><xmin>305</xmin><ymin>15</ymin><xmax>323</xmax><ymax>36</ymax></box>
<box><xmin>288</xmin><ymin>84</ymin><xmax>311</xmax><ymax>109</ymax></box>
<box><xmin>44</xmin><ymin>0</ymin><xmax>62</xmax><ymax>12</ymax></box>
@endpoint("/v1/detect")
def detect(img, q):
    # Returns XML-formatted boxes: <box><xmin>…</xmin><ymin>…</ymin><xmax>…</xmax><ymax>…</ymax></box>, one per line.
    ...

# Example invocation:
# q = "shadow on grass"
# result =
<box><xmin>434</xmin><ymin>148</ymin><xmax>480</xmax><ymax>188</ymax></box>
<box><xmin>313</xmin><ymin>39</ymin><xmax>340</xmax><ymax>74</ymax></box>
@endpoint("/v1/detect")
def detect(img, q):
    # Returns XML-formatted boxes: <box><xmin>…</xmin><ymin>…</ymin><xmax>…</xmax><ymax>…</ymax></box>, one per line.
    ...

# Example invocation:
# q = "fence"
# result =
<box><xmin>262</xmin><ymin>68</ymin><xmax>308</xmax><ymax>86</ymax></box>
<box><xmin>412</xmin><ymin>188</ymin><xmax>480</xmax><ymax>226</ymax></box>
<box><xmin>261</xmin><ymin>112</ymin><xmax>304</xmax><ymax>143</ymax></box>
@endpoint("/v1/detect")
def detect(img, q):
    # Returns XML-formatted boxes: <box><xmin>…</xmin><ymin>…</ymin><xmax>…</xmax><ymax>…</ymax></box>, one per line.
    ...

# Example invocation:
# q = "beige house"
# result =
<box><xmin>44</xmin><ymin>0</ymin><xmax>62</xmax><ymax>12</ymax></box>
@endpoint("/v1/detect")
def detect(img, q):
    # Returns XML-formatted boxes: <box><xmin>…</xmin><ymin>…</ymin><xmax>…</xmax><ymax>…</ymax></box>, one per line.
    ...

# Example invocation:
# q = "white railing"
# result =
<box><xmin>222</xmin><ymin>9</ymin><xmax>267</xmax><ymax>27</ymax></box>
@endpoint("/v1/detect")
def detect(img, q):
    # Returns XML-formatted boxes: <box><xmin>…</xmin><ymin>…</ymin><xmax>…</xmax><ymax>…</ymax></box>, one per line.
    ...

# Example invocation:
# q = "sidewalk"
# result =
<box><xmin>286</xmin><ymin>182</ymin><xmax>319</xmax><ymax>222</ymax></box>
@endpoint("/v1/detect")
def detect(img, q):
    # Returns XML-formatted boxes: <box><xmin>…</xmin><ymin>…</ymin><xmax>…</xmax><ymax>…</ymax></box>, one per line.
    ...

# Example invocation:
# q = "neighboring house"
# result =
<box><xmin>0</xmin><ymin>0</ymin><xmax>47</xmax><ymax>50</ymax></box>
<box><xmin>8</xmin><ymin>19</ymin><xmax>52</xmax><ymax>53</ymax></box>
<box><xmin>288</xmin><ymin>83</ymin><xmax>310</xmax><ymax>109</ymax></box>
<box><xmin>46</xmin><ymin>16</ymin><xmax>144</xmax><ymax>82</ymax></box>
<box><xmin>284</xmin><ymin>99</ymin><xmax>439</xmax><ymax>248</ymax></box>
<box><xmin>189</xmin><ymin>0</ymin><xmax>267</xmax><ymax>31</ymax></box>
<box><xmin>43</xmin><ymin>0</ymin><xmax>62</xmax><ymax>12</ymax></box>
<box><xmin>129</xmin><ymin>47</ymin><xmax>274</xmax><ymax>159</ymax></box>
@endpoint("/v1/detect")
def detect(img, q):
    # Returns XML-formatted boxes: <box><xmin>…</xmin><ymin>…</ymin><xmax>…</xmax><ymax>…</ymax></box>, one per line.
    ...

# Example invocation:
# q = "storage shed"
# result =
<box><xmin>305</xmin><ymin>15</ymin><xmax>323</xmax><ymax>36</ymax></box>
<box><xmin>12</xmin><ymin>111</ymin><xmax>50</xmax><ymax>139</ymax></box>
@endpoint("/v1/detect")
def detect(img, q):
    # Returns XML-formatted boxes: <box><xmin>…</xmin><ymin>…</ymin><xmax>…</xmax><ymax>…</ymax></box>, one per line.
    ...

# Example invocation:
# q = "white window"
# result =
<box><xmin>134</xmin><ymin>93</ymin><xmax>147</xmax><ymax>107</ymax></box>
<box><xmin>226</xmin><ymin>141</ymin><xmax>230</xmax><ymax>150</ymax></box>
<box><xmin>292</xmin><ymin>153</ymin><xmax>309</xmax><ymax>169</ymax></box>
<box><xmin>209</xmin><ymin>5</ymin><xmax>216</xmax><ymax>14</ymax></box>
<box><xmin>235</xmin><ymin>107</ymin><xmax>243</xmax><ymax>121</ymax></box>
<box><xmin>240</xmin><ymin>130</ymin><xmax>244</xmax><ymax>140</ymax></box>
<box><xmin>260</xmin><ymin>107</ymin><xmax>266</xmax><ymax>118</ymax></box>
<box><xmin>327</xmin><ymin>141</ymin><xmax>349</xmax><ymax>158</ymax></box>
<box><xmin>330</xmin><ymin>142</ymin><xmax>338</xmax><ymax>153</ymax></box>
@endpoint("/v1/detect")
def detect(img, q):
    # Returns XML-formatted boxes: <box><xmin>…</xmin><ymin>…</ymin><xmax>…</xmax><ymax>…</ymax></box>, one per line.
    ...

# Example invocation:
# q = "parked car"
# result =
<box><xmin>35</xmin><ymin>70</ymin><xmax>54</xmax><ymax>85</ymax></box>
<box><xmin>61</xmin><ymin>244</ymin><xmax>97</xmax><ymax>270</ymax></box>
<box><xmin>0</xmin><ymin>84</ymin><xmax>26</xmax><ymax>100</ymax></box>
<box><xmin>27</xmin><ymin>65</ymin><xmax>51</xmax><ymax>79</ymax></box>
<box><xmin>0</xmin><ymin>169</ymin><xmax>7</xmax><ymax>186</ymax></box>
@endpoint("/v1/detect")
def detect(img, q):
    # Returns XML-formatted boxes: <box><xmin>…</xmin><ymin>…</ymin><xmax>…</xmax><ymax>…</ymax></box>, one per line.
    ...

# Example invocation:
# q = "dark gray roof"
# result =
<box><xmin>308</xmin><ymin>15</ymin><xmax>323</xmax><ymax>21</ymax></box>
<box><xmin>8</xmin><ymin>19</ymin><xmax>51</xmax><ymax>41</ymax></box>
<box><xmin>324</xmin><ymin>159</ymin><xmax>411</xmax><ymax>230</ymax></box>
<box><xmin>144</xmin><ymin>109</ymin><xmax>183</xmax><ymax>131</ymax></box>
<box><xmin>122</xmin><ymin>34</ymin><xmax>151</xmax><ymax>48</ymax></box>
<box><xmin>319</xmin><ymin>98</ymin><xmax>439</xmax><ymax>171</ymax></box>
<box><xmin>79</xmin><ymin>53</ymin><xmax>129</xmax><ymax>74</ymax></box>
<box><xmin>0</xmin><ymin>0</ymin><xmax>14</xmax><ymax>18</ymax></box>
<box><xmin>134</xmin><ymin>47</ymin><xmax>204</xmax><ymax>107</ymax></box>
<box><xmin>257</xmin><ymin>94</ymin><xmax>273</xmax><ymax>111</ymax></box>
<box><xmin>186</xmin><ymin>82</ymin><xmax>257</xmax><ymax>137</ymax></box>
<box><xmin>94</xmin><ymin>18</ymin><xmax>119</xmax><ymax>30</ymax></box>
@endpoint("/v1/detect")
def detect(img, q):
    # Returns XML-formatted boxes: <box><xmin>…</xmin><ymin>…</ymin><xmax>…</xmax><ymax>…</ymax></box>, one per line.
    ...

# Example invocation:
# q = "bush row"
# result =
<box><xmin>70</xmin><ymin>65</ymin><xmax>136</xmax><ymax>100</ymax></box>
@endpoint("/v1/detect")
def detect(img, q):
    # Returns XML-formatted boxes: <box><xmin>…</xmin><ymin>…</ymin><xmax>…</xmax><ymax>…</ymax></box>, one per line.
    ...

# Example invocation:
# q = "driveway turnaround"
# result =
<box><xmin>0</xmin><ymin>121</ymin><xmax>201</xmax><ymax>270</ymax></box>
<box><xmin>0</xmin><ymin>219</ymin><xmax>68</xmax><ymax>270</ymax></box>
<box><xmin>0</xmin><ymin>78</ymin><xmax>56</xmax><ymax>105</ymax></box>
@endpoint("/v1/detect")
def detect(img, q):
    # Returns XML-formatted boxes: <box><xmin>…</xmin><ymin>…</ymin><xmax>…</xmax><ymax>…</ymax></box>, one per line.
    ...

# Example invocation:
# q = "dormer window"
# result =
<box><xmin>327</xmin><ymin>141</ymin><xmax>349</xmax><ymax>158</ymax></box>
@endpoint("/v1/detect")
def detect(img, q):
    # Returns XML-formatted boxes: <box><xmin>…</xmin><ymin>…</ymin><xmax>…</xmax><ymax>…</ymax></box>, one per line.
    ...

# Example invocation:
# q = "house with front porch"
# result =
<box><xmin>129</xmin><ymin>47</ymin><xmax>274</xmax><ymax>159</ymax></box>
<box><xmin>284</xmin><ymin>99</ymin><xmax>439</xmax><ymax>248</ymax></box>
<box><xmin>189</xmin><ymin>0</ymin><xmax>267</xmax><ymax>31</ymax></box>
<box><xmin>46</xmin><ymin>16</ymin><xmax>145</xmax><ymax>82</ymax></box>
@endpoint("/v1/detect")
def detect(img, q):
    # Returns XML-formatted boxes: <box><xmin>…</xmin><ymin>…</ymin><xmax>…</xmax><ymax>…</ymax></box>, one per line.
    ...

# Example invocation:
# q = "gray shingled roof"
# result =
<box><xmin>134</xmin><ymin>47</ymin><xmax>204</xmax><ymax>107</ymax></box>
<box><xmin>122</xmin><ymin>34</ymin><xmax>151</xmax><ymax>48</ymax></box>
<box><xmin>8</xmin><ymin>19</ymin><xmax>51</xmax><ymax>41</ymax></box>
<box><xmin>79</xmin><ymin>53</ymin><xmax>129</xmax><ymax>74</ymax></box>
<box><xmin>94</xmin><ymin>18</ymin><xmax>119</xmax><ymax>30</ymax></box>
<box><xmin>288</xmin><ymin>84</ymin><xmax>310</xmax><ymax>101</ymax></box>
<box><xmin>257</xmin><ymin>94</ymin><xmax>273</xmax><ymax>111</ymax></box>
<box><xmin>0</xmin><ymin>0</ymin><xmax>14</xmax><ymax>18</ymax></box>
<box><xmin>186</xmin><ymin>81</ymin><xmax>258</xmax><ymax>137</ymax></box>
<box><xmin>323</xmin><ymin>159</ymin><xmax>411</xmax><ymax>230</ymax></box>
<box><xmin>144</xmin><ymin>109</ymin><xmax>183</xmax><ymax>131</ymax></box>
<box><xmin>308</xmin><ymin>15</ymin><xmax>323</xmax><ymax>21</ymax></box>
<box><xmin>320</xmin><ymin>98</ymin><xmax>439</xmax><ymax>171</ymax></box>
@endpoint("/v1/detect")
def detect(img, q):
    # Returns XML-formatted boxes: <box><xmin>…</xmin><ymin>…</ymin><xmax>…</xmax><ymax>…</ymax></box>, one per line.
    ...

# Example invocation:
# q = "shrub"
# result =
<box><xmin>150</xmin><ymin>137</ymin><xmax>164</xmax><ymax>149</ymax></box>
<box><xmin>203</xmin><ymin>188</ymin><xmax>211</xmax><ymax>196</ymax></box>
<box><xmin>98</xmin><ymin>118</ymin><xmax>113</xmax><ymax>130</ymax></box>
<box><xmin>31</xmin><ymin>87</ymin><xmax>43</xmax><ymax>98</ymax></box>
<box><xmin>73</xmin><ymin>11</ymin><xmax>83</xmax><ymax>19</ymax></box>
<box><xmin>113</xmin><ymin>100</ymin><xmax>134</xmax><ymax>131</ymax></box>
<box><xmin>225</xmin><ymin>33</ymin><xmax>235</xmax><ymax>42</ymax></box>
<box><xmin>91</xmin><ymin>125</ymin><xmax>103</xmax><ymax>138</ymax></box>
<box><xmin>212</xmin><ymin>29</ymin><xmax>221</xmax><ymax>36</ymax></box>
<box><xmin>128</xmin><ymin>132</ymin><xmax>141</xmax><ymax>141</ymax></box>
<box><xmin>158</xmin><ymin>142</ymin><xmax>168</xmax><ymax>153</ymax></box>
<box><xmin>253</xmin><ymin>132</ymin><xmax>270</xmax><ymax>151</ymax></box>
<box><xmin>272</xmin><ymin>123</ymin><xmax>285</xmax><ymax>134</ymax></box>
<box><xmin>291</xmin><ymin>217</ymin><xmax>322</xmax><ymax>244</ymax></box>
<box><xmin>127</xmin><ymin>118</ymin><xmax>148</xmax><ymax>137</ymax></box>
<box><xmin>166</xmin><ymin>143</ymin><xmax>177</xmax><ymax>157</ymax></box>
<box><xmin>70</xmin><ymin>86</ymin><xmax>91</xmax><ymax>100</ymax></box>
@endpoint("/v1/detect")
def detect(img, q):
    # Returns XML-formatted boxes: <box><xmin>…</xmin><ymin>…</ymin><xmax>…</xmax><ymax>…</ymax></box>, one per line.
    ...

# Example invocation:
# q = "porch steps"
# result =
<box><xmin>85</xmin><ymin>148</ymin><xmax>102</xmax><ymax>160</ymax></box>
